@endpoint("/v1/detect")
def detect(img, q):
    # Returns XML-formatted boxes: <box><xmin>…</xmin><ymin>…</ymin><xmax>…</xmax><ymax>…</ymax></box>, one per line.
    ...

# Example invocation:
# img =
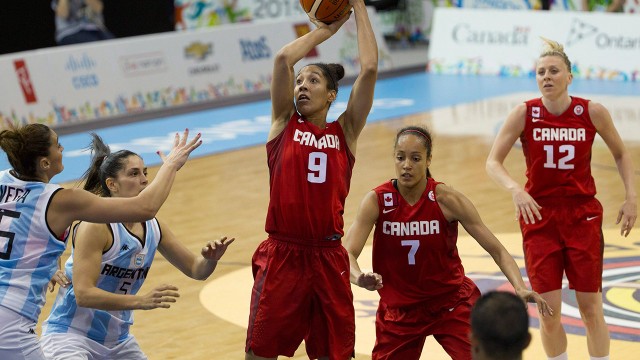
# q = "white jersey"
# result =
<box><xmin>0</xmin><ymin>169</ymin><xmax>66</xmax><ymax>322</ymax></box>
<box><xmin>43</xmin><ymin>219</ymin><xmax>161</xmax><ymax>346</ymax></box>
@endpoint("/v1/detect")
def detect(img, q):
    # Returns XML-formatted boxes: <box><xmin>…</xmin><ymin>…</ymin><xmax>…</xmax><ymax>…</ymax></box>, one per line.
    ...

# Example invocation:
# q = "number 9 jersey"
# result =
<box><xmin>520</xmin><ymin>97</ymin><xmax>597</xmax><ymax>200</ymax></box>
<box><xmin>265</xmin><ymin>113</ymin><xmax>355</xmax><ymax>241</ymax></box>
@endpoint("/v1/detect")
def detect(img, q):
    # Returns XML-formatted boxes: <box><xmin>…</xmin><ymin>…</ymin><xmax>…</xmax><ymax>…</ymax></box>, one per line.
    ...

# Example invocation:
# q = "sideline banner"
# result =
<box><xmin>0</xmin><ymin>9</ymin><xmax>393</xmax><ymax>130</ymax></box>
<box><xmin>428</xmin><ymin>8</ymin><xmax>640</xmax><ymax>81</ymax></box>
<box><xmin>455</xmin><ymin>0</ymin><xmax>578</xmax><ymax>10</ymax></box>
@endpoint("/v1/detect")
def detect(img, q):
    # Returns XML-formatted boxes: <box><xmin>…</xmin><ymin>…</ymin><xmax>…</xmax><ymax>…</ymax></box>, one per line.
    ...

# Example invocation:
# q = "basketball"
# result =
<box><xmin>300</xmin><ymin>0</ymin><xmax>352</xmax><ymax>24</ymax></box>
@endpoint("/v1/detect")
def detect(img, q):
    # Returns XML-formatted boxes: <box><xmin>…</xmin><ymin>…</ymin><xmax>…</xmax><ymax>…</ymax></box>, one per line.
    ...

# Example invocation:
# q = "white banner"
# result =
<box><xmin>428</xmin><ymin>8</ymin><xmax>640</xmax><ymax>81</ymax></box>
<box><xmin>455</xmin><ymin>0</ymin><xmax>578</xmax><ymax>10</ymax></box>
<box><xmin>0</xmin><ymin>9</ymin><xmax>394</xmax><ymax>130</ymax></box>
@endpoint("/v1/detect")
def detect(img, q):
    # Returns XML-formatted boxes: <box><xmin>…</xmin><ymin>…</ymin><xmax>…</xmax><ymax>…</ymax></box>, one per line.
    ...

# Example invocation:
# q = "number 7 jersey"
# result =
<box><xmin>265</xmin><ymin>113</ymin><xmax>355</xmax><ymax>241</ymax></box>
<box><xmin>520</xmin><ymin>97</ymin><xmax>597</xmax><ymax>200</ymax></box>
<box><xmin>372</xmin><ymin>179</ymin><xmax>464</xmax><ymax>309</ymax></box>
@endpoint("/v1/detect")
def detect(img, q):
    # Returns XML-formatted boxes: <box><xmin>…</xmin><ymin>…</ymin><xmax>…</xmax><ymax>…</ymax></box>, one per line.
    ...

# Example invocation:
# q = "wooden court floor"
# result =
<box><xmin>40</xmin><ymin>96</ymin><xmax>640</xmax><ymax>359</ymax></box>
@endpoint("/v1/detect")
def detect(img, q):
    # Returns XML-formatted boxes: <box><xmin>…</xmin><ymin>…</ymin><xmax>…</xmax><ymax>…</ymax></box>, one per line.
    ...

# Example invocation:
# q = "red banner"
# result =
<box><xmin>13</xmin><ymin>59</ymin><xmax>38</xmax><ymax>104</ymax></box>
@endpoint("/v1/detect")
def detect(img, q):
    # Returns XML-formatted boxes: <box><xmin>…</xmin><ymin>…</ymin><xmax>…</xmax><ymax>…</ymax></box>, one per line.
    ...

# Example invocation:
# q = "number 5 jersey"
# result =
<box><xmin>43</xmin><ymin>219</ymin><xmax>161</xmax><ymax>346</ymax></box>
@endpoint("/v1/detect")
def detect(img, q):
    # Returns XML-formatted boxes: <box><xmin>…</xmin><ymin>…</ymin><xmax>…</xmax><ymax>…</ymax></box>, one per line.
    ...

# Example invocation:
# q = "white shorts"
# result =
<box><xmin>0</xmin><ymin>306</ymin><xmax>46</xmax><ymax>360</ymax></box>
<box><xmin>41</xmin><ymin>332</ymin><xmax>147</xmax><ymax>360</ymax></box>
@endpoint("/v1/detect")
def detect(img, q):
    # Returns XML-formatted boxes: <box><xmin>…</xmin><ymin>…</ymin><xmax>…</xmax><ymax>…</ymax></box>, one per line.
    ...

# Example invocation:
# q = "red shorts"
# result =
<box><xmin>245</xmin><ymin>237</ymin><xmax>355</xmax><ymax>360</ymax></box>
<box><xmin>372</xmin><ymin>277</ymin><xmax>480</xmax><ymax>360</ymax></box>
<box><xmin>521</xmin><ymin>197</ymin><xmax>604</xmax><ymax>293</ymax></box>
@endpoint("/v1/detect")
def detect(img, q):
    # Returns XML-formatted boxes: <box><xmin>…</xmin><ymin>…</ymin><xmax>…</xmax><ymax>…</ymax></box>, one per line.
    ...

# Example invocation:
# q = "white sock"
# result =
<box><xmin>590</xmin><ymin>356</ymin><xmax>609</xmax><ymax>360</ymax></box>
<box><xmin>548</xmin><ymin>353</ymin><xmax>568</xmax><ymax>360</ymax></box>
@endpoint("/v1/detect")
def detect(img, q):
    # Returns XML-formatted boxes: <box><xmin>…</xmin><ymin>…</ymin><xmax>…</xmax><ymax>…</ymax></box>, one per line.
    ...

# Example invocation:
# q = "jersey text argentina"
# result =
<box><xmin>43</xmin><ymin>219</ymin><xmax>161</xmax><ymax>345</ymax></box>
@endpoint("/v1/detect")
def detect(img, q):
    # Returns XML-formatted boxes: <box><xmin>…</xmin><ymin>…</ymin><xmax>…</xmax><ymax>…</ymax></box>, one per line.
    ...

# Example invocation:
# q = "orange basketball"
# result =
<box><xmin>300</xmin><ymin>0</ymin><xmax>352</xmax><ymax>24</ymax></box>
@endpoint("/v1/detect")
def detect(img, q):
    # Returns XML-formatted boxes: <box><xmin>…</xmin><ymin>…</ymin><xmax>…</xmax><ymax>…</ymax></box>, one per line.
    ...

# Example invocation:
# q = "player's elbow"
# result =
<box><xmin>274</xmin><ymin>49</ymin><xmax>296</xmax><ymax>69</ymax></box>
<box><xmin>74</xmin><ymin>287</ymin><xmax>93</xmax><ymax>308</ymax></box>
<box><xmin>485</xmin><ymin>158</ymin><xmax>498</xmax><ymax>175</ymax></box>
<box><xmin>361</xmin><ymin>61</ymin><xmax>378</xmax><ymax>77</ymax></box>
<box><xmin>190</xmin><ymin>268</ymin><xmax>211</xmax><ymax>281</ymax></box>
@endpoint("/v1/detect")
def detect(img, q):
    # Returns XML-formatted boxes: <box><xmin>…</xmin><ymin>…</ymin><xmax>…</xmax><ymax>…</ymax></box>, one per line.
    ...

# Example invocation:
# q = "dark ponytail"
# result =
<box><xmin>307</xmin><ymin>62</ymin><xmax>345</xmax><ymax>108</ymax></box>
<box><xmin>80</xmin><ymin>133</ymin><xmax>138</xmax><ymax>197</ymax></box>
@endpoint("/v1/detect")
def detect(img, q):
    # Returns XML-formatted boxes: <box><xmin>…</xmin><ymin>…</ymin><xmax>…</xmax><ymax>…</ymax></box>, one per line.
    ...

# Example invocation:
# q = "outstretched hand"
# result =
<box><xmin>137</xmin><ymin>284</ymin><xmax>180</xmax><ymax>310</ymax></box>
<box><xmin>201</xmin><ymin>236</ymin><xmax>235</xmax><ymax>261</ymax></box>
<box><xmin>616</xmin><ymin>199</ymin><xmax>637</xmax><ymax>237</ymax></box>
<box><xmin>356</xmin><ymin>271</ymin><xmax>383</xmax><ymax>291</ymax></box>
<box><xmin>48</xmin><ymin>269</ymin><xmax>71</xmax><ymax>293</ymax></box>
<box><xmin>156</xmin><ymin>129</ymin><xmax>202</xmax><ymax>171</ymax></box>
<box><xmin>515</xmin><ymin>288</ymin><xmax>553</xmax><ymax>317</ymax></box>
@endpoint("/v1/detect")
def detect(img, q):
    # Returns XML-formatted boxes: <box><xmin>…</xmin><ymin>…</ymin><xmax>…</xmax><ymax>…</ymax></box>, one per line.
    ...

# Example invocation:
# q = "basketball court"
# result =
<box><xmin>21</xmin><ymin>71</ymin><xmax>639</xmax><ymax>359</ymax></box>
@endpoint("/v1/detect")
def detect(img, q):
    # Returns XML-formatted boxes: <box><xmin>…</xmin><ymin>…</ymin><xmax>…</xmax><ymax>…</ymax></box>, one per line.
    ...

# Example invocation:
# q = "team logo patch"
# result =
<box><xmin>383</xmin><ymin>192</ymin><xmax>395</xmax><ymax>207</ymax></box>
<box><xmin>532</xmin><ymin>107</ymin><xmax>541</xmax><ymax>118</ymax></box>
<box><xmin>428</xmin><ymin>190</ymin><xmax>435</xmax><ymax>202</ymax></box>
<box><xmin>134</xmin><ymin>254</ymin><xmax>145</xmax><ymax>267</ymax></box>
<box><xmin>574</xmin><ymin>105</ymin><xmax>584</xmax><ymax>116</ymax></box>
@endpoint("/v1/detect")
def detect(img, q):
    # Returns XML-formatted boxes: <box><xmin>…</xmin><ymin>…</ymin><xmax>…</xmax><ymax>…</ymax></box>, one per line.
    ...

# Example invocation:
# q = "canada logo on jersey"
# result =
<box><xmin>532</xmin><ymin>107</ymin><xmax>541</xmax><ymax>118</ymax></box>
<box><xmin>134</xmin><ymin>253</ymin><xmax>145</xmax><ymax>267</ymax></box>
<box><xmin>574</xmin><ymin>105</ymin><xmax>584</xmax><ymax>116</ymax></box>
<box><xmin>428</xmin><ymin>190</ymin><xmax>435</xmax><ymax>202</ymax></box>
<box><xmin>383</xmin><ymin>192</ymin><xmax>396</xmax><ymax>207</ymax></box>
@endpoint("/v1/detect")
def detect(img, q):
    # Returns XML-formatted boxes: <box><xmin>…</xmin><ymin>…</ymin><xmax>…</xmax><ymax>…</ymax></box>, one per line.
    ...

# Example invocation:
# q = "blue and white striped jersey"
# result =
<box><xmin>0</xmin><ymin>169</ymin><xmax>66</xmax><ymax>321</ymax></box>
<box><xmin>43</xmin><ymin>218</ymin><xmax>161</xmax><ymax>345</ymax></box>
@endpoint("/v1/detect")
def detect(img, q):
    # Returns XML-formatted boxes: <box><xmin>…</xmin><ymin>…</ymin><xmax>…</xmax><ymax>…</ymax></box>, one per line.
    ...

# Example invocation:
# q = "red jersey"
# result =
<box><xmin>520</xmin><ymin>97</ymin><xmax>597</xmax><ymax>200</ymax></box>
<box><xmin>372</xmin><ymin>179</ymin><xmax>464</xmax><ymax>309</ymax></box>
<box><xmin>265</xmin><ymin>113</ymin><xmax>355</xmax><ymax>241</ymax></box>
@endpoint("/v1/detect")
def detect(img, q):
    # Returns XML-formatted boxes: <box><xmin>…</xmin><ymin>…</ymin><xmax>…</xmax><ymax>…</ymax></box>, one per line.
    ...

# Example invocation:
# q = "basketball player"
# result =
<box><xmin>245</xmin><ymin>0</ymin><xmax>378</xmax><ymax>359</ymax></box>
<box><xmin>343</xmin><ymin>126</ymin><xmax>551</xmax><ymax>360</ymax></box>
<box><xmin>470</xmin><ymin>291</ymin><xmax>531</xmax><ymax>360</ymax></box>
<box><xmin>486</xmin><ymin>38</ymin><xmax>636</xmax><ymax>360</ymax></box>
<box><xmin>0</xmin><ymin>124</ymin><xmax>200</xmax><ymax>360</ymax></box>
<box><xmin>40</xmin><ymin>133</ymin><xmax>233</xmax><ymax>359</ymax></box>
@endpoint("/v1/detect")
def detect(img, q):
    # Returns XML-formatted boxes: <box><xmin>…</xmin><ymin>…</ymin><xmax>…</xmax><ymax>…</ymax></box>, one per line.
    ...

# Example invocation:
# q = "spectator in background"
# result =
<box><xmin>582</xmin><ymin>0</ymin><xmax>626</xmax><ymax>11</ymax></box>
<box><xmin>103</xmin><ymin>0</ymin><xmax>175</xmax><ymax>38</ymax></box>
<box><xmin>470</xmin><ymin>291</ymin><xmax>532</xmax><ymax>360</ymax></box>
<box><xmin>0</xmin><ymin>1</ymin><xmax>56</xmax><ymax>54</ymax></box>
<box><xmin>52</xmin><ymin>0</ymin><xmax>114</xmax><ymax>45</ymax></box>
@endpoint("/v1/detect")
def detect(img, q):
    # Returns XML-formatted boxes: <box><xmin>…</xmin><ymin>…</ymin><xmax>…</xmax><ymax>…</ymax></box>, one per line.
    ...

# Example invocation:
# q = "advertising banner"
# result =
<box><xmin>428</xmin><ymin>8</ymin><xmax>640</xmax><ymax>81</ymax></box>
<box><xmin>0</xmin><ymin>10</ymin><xmax>392</xmax><ymax>130</ymax></box>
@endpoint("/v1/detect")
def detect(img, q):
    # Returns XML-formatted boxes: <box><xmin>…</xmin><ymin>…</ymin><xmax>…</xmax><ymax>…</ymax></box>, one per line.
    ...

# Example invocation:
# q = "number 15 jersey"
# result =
<box><xmin>265</xmin><ymin>113</ymin><xmax>355</xmax><ymax>241</ymax></box>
